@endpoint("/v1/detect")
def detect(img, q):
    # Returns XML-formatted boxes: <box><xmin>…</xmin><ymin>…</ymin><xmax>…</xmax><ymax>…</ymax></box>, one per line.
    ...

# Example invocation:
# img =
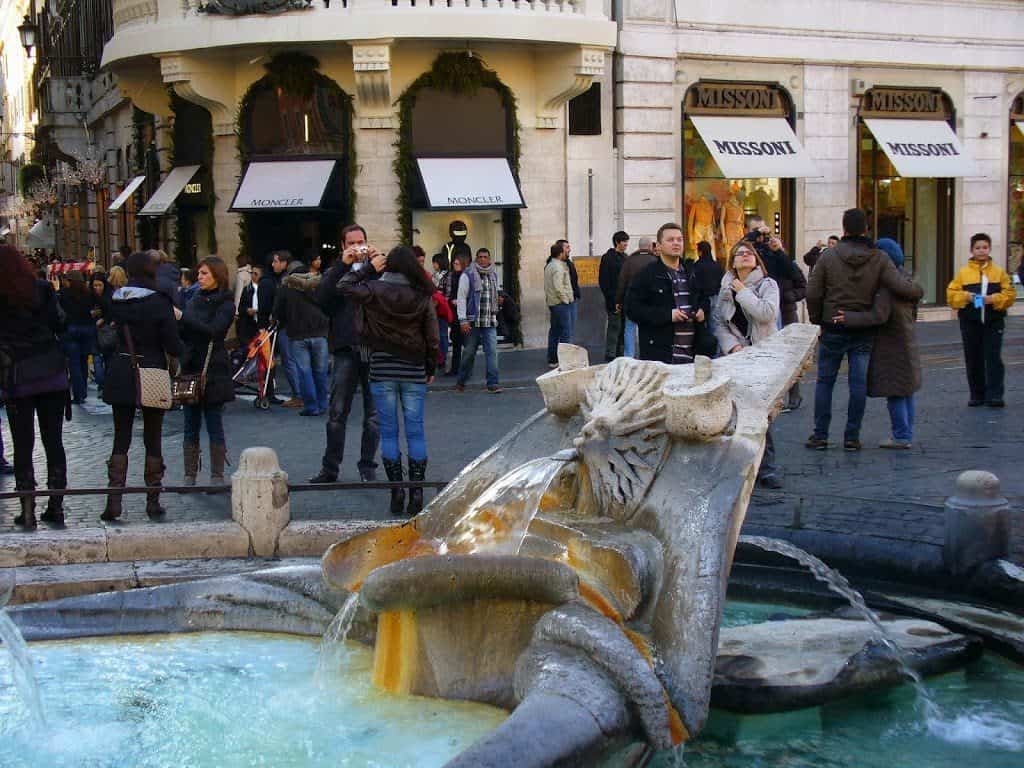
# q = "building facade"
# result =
<box><xmin>4</xmin><ymin>0</ymin><xmax>1022</xmax><ymax>342</ymax></box>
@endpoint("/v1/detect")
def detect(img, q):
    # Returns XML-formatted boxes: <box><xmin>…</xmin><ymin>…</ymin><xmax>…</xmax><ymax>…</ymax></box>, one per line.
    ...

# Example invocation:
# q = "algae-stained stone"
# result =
<box><xmin>105</xmin><ymin>521</ymin><xmax>250</xmax><ymax>562</ymax></box>
<box><xmin>0</xmin><ymin>528</ymin><xmax>107</xmax><ymax>566</ymax></box>
<box><xmin>711</xmin><ymin>616</ymin><xmax>982</xmax><ymax>713</ymax></box>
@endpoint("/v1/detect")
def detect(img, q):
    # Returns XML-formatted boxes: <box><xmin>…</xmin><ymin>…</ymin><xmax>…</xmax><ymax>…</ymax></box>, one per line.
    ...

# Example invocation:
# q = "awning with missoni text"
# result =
<box><xmin>862</xmin><ymin>118</ymin><xmax>981</xmax><ymax>178</ymax></box>
<box><xmin>689</xmin><ymin>116</ymin><xmax>820</xmax><ymax>178</ymax></box>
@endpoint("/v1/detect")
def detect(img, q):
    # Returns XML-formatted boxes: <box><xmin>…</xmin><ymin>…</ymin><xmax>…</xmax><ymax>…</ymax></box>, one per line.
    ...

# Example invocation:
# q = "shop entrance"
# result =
<box><xmin>857</xmin><ymin>87</ymin><xmax>964</xmax><ymax>305</ymax></box>
<box><xmin>414</xmin><ymin>209</ymin><xmax>506</xmax><ymax>285</ymax></box>
<box><xmin>681</xmin><ymin>82</ymin><xmax>817</xmax><ymax>266</ymax></box>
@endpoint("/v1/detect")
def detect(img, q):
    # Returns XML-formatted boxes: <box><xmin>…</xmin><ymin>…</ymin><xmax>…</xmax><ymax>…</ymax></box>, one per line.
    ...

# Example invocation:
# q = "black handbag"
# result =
<box><xmin>97</xmin><ymin>322</ymin><xmax>119</xmax><ymax>354</ymax></box>
<box><xmin>172</xmin><ymin>342</ymin><xmax>213</xmax><ymax>406</ymax></box>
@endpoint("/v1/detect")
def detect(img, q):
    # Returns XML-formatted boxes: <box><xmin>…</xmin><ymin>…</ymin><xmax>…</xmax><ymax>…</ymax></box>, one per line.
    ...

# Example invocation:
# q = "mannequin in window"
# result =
<box><xmin>439</xmin><ymin>220</ymin><xmax>472</xmax><ymax>270</ymax></box>
<box><xmin>720</xmin><ymin>186</ymin><xmax>746</xmax><ymax>258</ymax></box>
<box><xmin>688</xmin><ymin>193</ymin><xmax>716</xmax><ymax>262</ymax></box>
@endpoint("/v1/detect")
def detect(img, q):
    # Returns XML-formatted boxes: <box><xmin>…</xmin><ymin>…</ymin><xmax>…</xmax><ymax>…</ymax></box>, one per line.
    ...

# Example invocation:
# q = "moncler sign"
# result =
<box><xmin>244</xmin><ymin>197</ymin><xmax>306</xmax><ymax>208</ymax></box>
<box><xmin>229</xmin><ymin>159</ymin><xmax>337</xmax><ymax>212</ymax></box>
<box><xmin>417</xmin><ymin>158</ymin><xmax>525</xmax><ymax>210</ymax></box>
<box><xmin>447</xmin><ymin>195</ymin><xmax>506</xmax><ymax>206</ymax></box>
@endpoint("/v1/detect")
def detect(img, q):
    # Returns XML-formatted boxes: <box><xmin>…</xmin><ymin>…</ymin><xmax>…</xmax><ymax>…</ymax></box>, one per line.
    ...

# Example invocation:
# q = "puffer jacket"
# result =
<box><xmin>103</xmin><ymin>283</ymin><xmax>183</xmax><ymax>406</ymax></box>
<box><xmin>806</xmin><ymin>236</ymin><xmax>923</xmax><ymax>331</ymax></box>
<box><xmin>0</xmin><ymin>280</ymin><xmax>68</xmax><ymax>399</ymax></box>
<box><xmin>339</xmin><ymin>266</ymin><xmax>440</xmax><ymax>377</ymax></box>
<box><xmin>713</xmin><ymin>268</ymin><xmax>780</xmax><ymax>353</ymax></box>
<box><xmin>273</xmin><ymin>268</ymin><xmax>329</xmax><ymax>341</ymax></box>
<box><xmin>179</xmin><ymin>288</ymin><xmax>236</xmax><ymax>405</ymax></box>
<box><xmin>946</xmin><ymin>260</ymin><xmax>1016</xmax><ymax>325</ymax></box>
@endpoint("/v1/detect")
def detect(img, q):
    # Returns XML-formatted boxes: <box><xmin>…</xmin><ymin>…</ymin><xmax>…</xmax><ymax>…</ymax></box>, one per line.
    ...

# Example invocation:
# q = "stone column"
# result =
<box><xmin>961</xmin><ymin>71</ymin><xmax>1007</xmax><ymax>262</ymax></box>
<box><xmin>944</xmin><ymin>470</ymin><xmax>1010</xmax><ymax>576</ymax></box>
<box><xmin>231</xmin><ymin>447</ymin><xmax>291</xmax><ymax>557</ymax></box>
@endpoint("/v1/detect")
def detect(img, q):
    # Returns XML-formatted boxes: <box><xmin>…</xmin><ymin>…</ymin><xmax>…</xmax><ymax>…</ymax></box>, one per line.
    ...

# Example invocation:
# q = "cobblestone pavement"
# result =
<box><xmin>1</xmin><ymin>320</ymin><xmax>1020</xmax><ymax>568</ymax></box>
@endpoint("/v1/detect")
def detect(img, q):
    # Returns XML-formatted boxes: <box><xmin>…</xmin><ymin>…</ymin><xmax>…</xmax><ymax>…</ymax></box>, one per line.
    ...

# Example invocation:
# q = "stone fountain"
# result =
<box><xmin>317</xmin><ymin>323</ymin><xmax>821</xmax><ymax>763</ymax></box>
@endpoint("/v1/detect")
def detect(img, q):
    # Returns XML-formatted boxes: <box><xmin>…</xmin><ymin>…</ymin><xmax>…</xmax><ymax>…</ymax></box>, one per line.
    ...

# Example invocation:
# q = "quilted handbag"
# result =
<box><xmin>124</xmin><ymin>326</ymin><xmax>172</xmax><ymax>410</ymax></box>
<box><xmin>172</xmin><ymin>342</ymin><xmax>213</xmax><ymax>406</ymax></box>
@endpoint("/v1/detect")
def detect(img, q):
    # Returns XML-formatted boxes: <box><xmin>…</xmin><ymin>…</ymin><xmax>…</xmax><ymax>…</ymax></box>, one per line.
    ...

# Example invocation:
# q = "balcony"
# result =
<box><xmin>103</xmin><ymin>0</ymin><xmax>616</xmax><ymax>67</ymax></box>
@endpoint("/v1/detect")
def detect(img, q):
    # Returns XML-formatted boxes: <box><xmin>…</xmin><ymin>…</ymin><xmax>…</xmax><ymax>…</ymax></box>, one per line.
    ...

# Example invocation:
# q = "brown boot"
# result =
<box><xmin>40</xmin><ymin>464</ymin><xmax>66</xmax><ymax>528</ymax></box>
<box><xmin>101</xmin><ymin>454</ymin><xmax>128</xmax><ymax>522</ymax></box>
<box><xmin>183</xmin><ymin>442</ymin><xmax>200</xmax><ymax>487</ymax></box>
<box><xmin>209</xmin><ymin>443</ymin><xmax>227</xmax><ymax>486</ymax></box>
<box><xmin>144</xmin><ymin>456</ymin><xmax>166</xmax><ymax>520</ymax></box>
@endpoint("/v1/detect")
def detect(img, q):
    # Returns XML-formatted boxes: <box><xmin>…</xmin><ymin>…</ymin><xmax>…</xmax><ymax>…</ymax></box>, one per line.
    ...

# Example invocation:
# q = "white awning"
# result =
<box><xmin>863</xmin><ymin>118</ymin><xmax>981</xmax><ymax>178</ymax></box>
<box><xmin>108</xmin><ymin>175</ymin><xmax>147</xmax><ymax>212</ymax></box>
<box><xmin>230</xmin><ymin>160</ymin><xmax>337</xmax><ymax>212</ymax></box>
<box><xmin>139</xmin><ymin>166</ymin><xmax>200</xmax><ymax>216</ymax></box>
<box><xmin>689</xmin><ymin>116</ymin><xmax>820</xmax><ymax>178</ymax></box>
<box><xmin>26</xmin><ymin>218</ymin><xmax>55</xmax><ymax>250</ymax></box>
<box><xmin>416</xmin><ymin>157</ymin><xmax>525</xmax><ymax>210</ymax></box>
<box><xmin>0</xmin><ymin>226</ymin><xmax>10</xmax><ymax>237</ymax></box>
<box><xmin>1015</xmin><ymin>121</ymin><xmax>1024</xmax><ymax>138</ymax></box>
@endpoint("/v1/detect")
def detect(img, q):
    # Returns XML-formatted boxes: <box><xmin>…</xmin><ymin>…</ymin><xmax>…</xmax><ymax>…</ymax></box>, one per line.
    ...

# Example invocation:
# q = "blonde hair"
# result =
<box><xmin>108</xmin><ymin>265</ymin><xmax>128</xmax><ymax>288</ymax></box>
<box><xmin>728</xmin><ymin>241</ymin><xmax>767</xmax><ymax>276</ymax></box>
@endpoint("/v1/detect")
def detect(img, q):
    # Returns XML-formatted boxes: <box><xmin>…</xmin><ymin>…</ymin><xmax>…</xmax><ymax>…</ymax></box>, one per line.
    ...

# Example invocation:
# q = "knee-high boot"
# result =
<box><xmin>382</xmin><ymin>456</ymin><xmax>405</xmax><ymax>517</ymax></box>
<box><xmin>13</xmin><ymin>462</ymin><xmax>37</xmax><ymax>530</ymax></box>
<box><xmin>144</xmin><ymin>456</ymin><xmax>166</xmax><ymax>520</ymax></box>
<box><xmin>40</xmin><ymin>464</ymin><xmax>66</xmax><ymax>527</ymax></box>
<box><xmin>101</xmin><ymin>454</ymin><xmax>128</xmax><ymax>522</ymax></box>
<box><xmin>407</xmin><ymin>457</ymin><xmax>427</xmax><ymax>517</ymax></box>
<box><xmin>183</xmin><ymin>441</ymin><xmax>200</xmax><ymax>486</ymax></box>
<box><xmin>209</xmin><ymin>443</ymin><xmax>227</xmax><ymax>486</ymax></box>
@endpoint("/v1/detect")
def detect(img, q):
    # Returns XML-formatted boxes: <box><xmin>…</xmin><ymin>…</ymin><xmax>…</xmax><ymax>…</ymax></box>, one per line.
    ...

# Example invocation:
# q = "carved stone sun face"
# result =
<box><xmin>575</xmin><ymin>359</ymin><xmax>672</xmax><ymax>521</ymax></box>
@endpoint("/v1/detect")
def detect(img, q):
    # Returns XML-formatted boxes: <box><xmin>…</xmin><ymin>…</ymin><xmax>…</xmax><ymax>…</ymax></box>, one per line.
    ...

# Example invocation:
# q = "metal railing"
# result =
<box><xmin>0</xmin><ymin>479</ymin><xmax>448</xmax><ymax>500</ymax></box>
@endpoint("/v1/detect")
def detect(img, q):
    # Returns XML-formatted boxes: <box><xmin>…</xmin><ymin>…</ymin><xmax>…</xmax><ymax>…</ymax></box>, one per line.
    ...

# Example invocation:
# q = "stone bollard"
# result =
<box><xmin>232</xmin><ymin>447</ymin><xmax>290</xmax><ymax>557</ymax></box>
<box><xmin>944</xmin><ymin>470</ymin><xmax>1010</xmax><ymax>576</ymax></box>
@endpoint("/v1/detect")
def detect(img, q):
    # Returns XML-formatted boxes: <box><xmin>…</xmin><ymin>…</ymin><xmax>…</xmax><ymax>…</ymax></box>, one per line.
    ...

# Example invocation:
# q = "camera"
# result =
<box><xmin>357</xmin><ymin>245</ymin><xmax>369</xmax><ymax>254</ymax></box>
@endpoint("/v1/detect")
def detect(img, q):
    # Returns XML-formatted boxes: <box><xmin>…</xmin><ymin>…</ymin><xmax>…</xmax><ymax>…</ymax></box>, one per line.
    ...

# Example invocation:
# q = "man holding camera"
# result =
<box><xmin>309</xmin><ymin>224</ymin><xmax>381</xmax><ymax>484</ymax></box>
<box><xmin>744</xmin><ymin>215</ymin><xmax>807</xmax><ymax>410</ymax></box>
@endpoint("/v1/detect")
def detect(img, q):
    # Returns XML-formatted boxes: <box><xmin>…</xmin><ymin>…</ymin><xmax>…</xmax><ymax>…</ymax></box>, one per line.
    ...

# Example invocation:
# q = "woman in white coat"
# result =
<box><xmin>713</xmin><ymin>241</ymin><xmax>783</xmax><ymax>489</ymax></box>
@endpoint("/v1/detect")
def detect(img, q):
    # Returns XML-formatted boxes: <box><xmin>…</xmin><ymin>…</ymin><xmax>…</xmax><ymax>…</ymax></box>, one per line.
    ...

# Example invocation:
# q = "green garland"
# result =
<box><xmin>393</xmin><ymin>52</ymin><xmax>523</xmax><ymax>309</ymax></box>
<box><xmin>235</xmin><ymin>52</ymin><xmax>356</xmax><ymax>260</ymax></box>
<box><xmin>169</xmin><ymin>90</ymin><xmax>218</xmax><ymax>264</ymax></box>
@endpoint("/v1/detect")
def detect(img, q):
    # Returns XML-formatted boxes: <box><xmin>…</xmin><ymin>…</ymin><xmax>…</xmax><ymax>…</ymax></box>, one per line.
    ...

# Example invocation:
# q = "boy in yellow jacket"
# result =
<box><xmin>946</xmin><ymin>233</ymin><xmax>1016</xmax><ymax>407</ymax></box>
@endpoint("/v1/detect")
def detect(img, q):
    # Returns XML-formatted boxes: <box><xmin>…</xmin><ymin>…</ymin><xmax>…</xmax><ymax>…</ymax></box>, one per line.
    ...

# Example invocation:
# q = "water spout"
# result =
<box><xmin>316</xmin><ymin>593</ymin><xmax>360</xmax><ymax>681</ymax></box>
<box><xmin>0</xmin><ymin>610</ymin><xmax>46</xmax><ymax>729</ymax></box>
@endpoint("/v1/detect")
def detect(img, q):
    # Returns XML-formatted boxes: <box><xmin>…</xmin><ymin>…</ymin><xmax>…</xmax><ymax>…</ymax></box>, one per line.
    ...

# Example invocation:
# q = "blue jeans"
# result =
<box><xmin>458</xmin><ymin>326</ymin><xmax>499</xmax><ymax>387</ymax></box>
<box><xmin>276</xmin><ymin>328</ymin><xmax>301</xmax><ymax>399</ymax></box>
<box><xmin>547</xmin><ymin>304</ymin><xmax>573</xmax><ymax>364</ymax></box>
<box><xmin>624</xmin><ymin>317</ymin><xmax>639</xmax><ymax>359</ymax></box>
<box><xmin>886</xmin><ymin>395</ymin><xmax>915</xmax><ymax>443</ymax></box>
<box><xmin>291</xmin><ymin>336</ymin><xmax>330</xmax><ymax>414</ymax></box>
<box><xmin>370</xmin><ymin>380</ymin><xmax>427</xmax><ymax>462</ymax></box>
<box><xmin>569</xmin><ymin>301</ymin><xmax>578</xmax><ymax>341</ymax></box>
<box><xmin>93</xmin><ymin>349</ymin><xmax>106</xmax><ymax>390</ymax></box>
<box><xmin>813</xmin><ymin>330</ymin><xmax>873</xmax><ymax>442</ymax></box>
<box><xmin>63</xmin><ymin>323</ymin><xmax>95</xmax><ymax>402</ymax></box>
<box><xmin>183</xmin><ymin>404</ymin><xmax>225</xmax><ymax>446</ymax></box>
<box><xmin>437</xmin><ymin>319</ymin><xmax>450</xmax><ymax>369</ymax></box>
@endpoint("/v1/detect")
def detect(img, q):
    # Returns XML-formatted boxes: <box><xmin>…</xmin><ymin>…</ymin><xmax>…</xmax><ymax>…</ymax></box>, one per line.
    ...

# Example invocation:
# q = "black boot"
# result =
<box><xmin>144</xmin><ymin>455</ymin><xmax>166</xmax><ymax>520</ymax></box>
<box><xmin>101</xmin><ymin>454</ymin><xmax>128</xmax><ymax>522</ymax></box>
<box><xmin>40</xmin><ymin>465</ymin><xmax>66</xmax><ymax>528</ymax></box>
<box><xmin>382</xmin><ymin>456</ymin><xmax>405</xmax><ymax>516</ymax></box>
<box><xmin>183</xmin><ymin>441</ymin><xmax>200</xmax><ymax>487</ymax></box>
<box><xmin>14</xmin><ymin>496</ymin><xmax>36</xmax><ymax>531</ymax></box>
<box><xmin>407</xmin><ymin>457</ymin><xmax>427</xmax><ymax>517</ymax></box>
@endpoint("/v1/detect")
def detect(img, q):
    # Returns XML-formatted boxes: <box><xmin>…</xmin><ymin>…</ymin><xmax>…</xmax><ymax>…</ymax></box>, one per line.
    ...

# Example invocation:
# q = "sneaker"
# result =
<box><xmin>805</xmin><ymin>435</ymin><xmax>829</xmax><ymax>450</ymax></box>
<box><xmin>487</xmin><ymin>386</ymin><xmax>503</xmax><ymax>394</ymax></box>
<box><xmin>757</xmin><ymin>475</ymin><xmax>783</xmax><ymax>490</ymax></box>
<box><xmin>843</xmin><ymin>439</ymin><xmax>862</xmax><ymax>452</ymax></box>
<box><xmin>547</xmin><ymin>363</ymin><xmax>559</xmax><ymax>369</ymax></box>
<box><xmin>879</xmin><ymin>439</ymin><xmax>912</xmax><ymax>450</ymax></box>
<box><xmin>985</xmin><ymin>400</ymin><xmax>1005</xmax><ymax>408</ymax></box>
<box><xmin>268</xmin><ymin>396</ymin><xmax>285</xmax><ymax>405</ymax></box>
<box><xmin>454</xmin><ymin>383</ymin><xmax>466</xmax><ymax>393</ymax></box>
<box><xmin>282</xmin><ymin>397</ymin><xmax>304</xmax><ymax>408</ymax></box>
<box><xmin>967</xmin><ymin>400</ymin><xmax>984</xmax><ymax>407</ymax></box>
<box><xmin>308</xmin><ymin>471</ymin><xmax>337</xmax><ymax>484</ymax></box>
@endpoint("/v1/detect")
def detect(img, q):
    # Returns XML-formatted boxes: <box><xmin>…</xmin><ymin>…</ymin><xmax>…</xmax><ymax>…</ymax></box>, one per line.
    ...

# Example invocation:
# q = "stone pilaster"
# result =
<box><xmin>961</xmin><ymin>71</ymin><xmax>1007</xmax><ymax>266</ymax></box>
<box><xmin>353</xmin><ymin>126</ymin><xmax>401</xmax><ymax>247</ymax></box>
<box><xmin>800</xmin><ymin>64</ymin><xmax>853</xmax><ymax>255</ymax></box>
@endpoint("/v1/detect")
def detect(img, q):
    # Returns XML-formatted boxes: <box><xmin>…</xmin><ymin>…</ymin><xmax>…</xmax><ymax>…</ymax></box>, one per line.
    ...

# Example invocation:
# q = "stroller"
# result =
<box><xmin>232</xmin><ymin>325</ymin><xmax>278</xmax><ymax>410</ymax></box>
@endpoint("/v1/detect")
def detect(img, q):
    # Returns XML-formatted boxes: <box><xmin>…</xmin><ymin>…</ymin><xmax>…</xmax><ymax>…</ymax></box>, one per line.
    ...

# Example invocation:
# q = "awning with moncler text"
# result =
<box><xmin>139</xmin><ymin>166</ymin><xmax>201</xmax><ymax>216</ymax></box>
<box><xmin>689</xmin><ymin>116</ymin><xmax>820</xmax><ymax>178</ymax></box>
<box><xmin>863</xmin><ymin>118</ymin><xmax>981</xmax><ymax>177</ymax></box>
<box><xmin>108</xmin><ymin>176</ymin><xmax>147</xmax><ymax>212</ymax></box>
<box><xmin>229</xmin><ymin>160</ymin><xmax>338</xmax><ymax>212</ymax></box>
<box><xmin>415</xmin><ymin>157</ymin><xmax>526</xmax><ymax>210</ymax></box>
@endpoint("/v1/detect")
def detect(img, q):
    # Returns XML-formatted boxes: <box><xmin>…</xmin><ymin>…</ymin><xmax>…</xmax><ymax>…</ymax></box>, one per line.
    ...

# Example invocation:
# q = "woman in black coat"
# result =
<box><xmin>179</xmin><ymin>257</ymin><xmax>236</xmax><ymax>486</ymax></box>
<box><xmin>102</xmin><ymin>251</ymin><xmax>183</xmax><ymax>521</ymax></box>
<box><xmin>0</xmin><ymin>245</ymin><xmax>70</xmax><ymax>530</ymax></box>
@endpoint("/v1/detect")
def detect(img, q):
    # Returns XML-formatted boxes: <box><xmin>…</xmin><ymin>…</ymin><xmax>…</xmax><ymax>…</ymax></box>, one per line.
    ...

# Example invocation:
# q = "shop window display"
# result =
<box><xmin>1009</xmin><ymin>111</ymin><xmax>1024</xmax><ymax>293</ymax></box>
<box><xmin>682</xmin><ymin>117</ymin><xmax>784</xmax><ymax>265</ymax></box>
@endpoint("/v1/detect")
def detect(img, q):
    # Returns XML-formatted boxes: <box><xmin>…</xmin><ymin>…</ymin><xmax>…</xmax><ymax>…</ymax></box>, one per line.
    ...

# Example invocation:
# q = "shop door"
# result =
<box><xmin>413</xmin><ymin>209</ymin><xmax>504</xmax><ymax>287</ymax></box>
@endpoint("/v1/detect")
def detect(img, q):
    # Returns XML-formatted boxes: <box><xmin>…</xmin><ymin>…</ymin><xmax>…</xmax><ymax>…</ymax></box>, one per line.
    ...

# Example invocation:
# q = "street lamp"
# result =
<box><xmin>17</xmin><ymin>16</ymin><xmax>38</xmax><ymax>56</ymax></box>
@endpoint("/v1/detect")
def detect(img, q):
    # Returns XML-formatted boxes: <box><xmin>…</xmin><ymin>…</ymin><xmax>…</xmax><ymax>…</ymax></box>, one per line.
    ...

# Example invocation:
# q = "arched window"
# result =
<box><xmin>244</xmin><ymin>74</ymin><xmax>351</xmax><ymax>158</ymax></box>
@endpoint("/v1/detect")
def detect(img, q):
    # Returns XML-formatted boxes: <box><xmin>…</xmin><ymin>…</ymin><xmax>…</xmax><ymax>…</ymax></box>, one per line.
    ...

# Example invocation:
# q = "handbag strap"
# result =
<box><xmin>122</xmin><ymin>324</ymin><xmax>139</xmax><ymax>369</ymax></box>
<box><xmin>200</xmin><ymin>341</ymin><xmax>214</xmax><ymax>378</ymax></box>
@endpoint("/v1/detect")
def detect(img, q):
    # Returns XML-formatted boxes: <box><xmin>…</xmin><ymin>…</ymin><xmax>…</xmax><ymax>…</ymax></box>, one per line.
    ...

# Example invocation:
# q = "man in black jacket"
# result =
<box><xmin>626</xmin><ymin>223</ymin><xmax>708</xmax><ymax>364</ymax></box>
<box><xmin>273</xmin><ymin>261</ymin><xmax>330</xmax><ymax>417</ymax></box>
<box><xmin>309</xmin><ymin>224</ymin><xmax>380</xmax><ymax>483</ymax></box>
<box><xmin>598</xmin><ymin>231</ymin><xmax>629</xmax><ymax>361</ymax></box>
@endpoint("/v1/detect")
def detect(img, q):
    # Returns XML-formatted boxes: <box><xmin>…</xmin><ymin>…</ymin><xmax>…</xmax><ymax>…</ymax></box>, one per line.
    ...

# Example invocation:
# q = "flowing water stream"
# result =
<box><xmin>0</xmin><ymin>609</ymin><xmax>46</xmax><ymax>729</ymax></box>
<box><xmin>316</xmin><ymin>593</ymin><xmax>360</xmax><ymax>682</ymax></box>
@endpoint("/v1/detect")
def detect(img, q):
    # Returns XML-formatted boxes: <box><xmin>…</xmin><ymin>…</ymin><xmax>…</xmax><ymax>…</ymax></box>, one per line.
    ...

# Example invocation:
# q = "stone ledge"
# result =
<box><xmin>277</xmin><ymin>519</ymin><xmax>394</xmax><ymax>558</ymax></box>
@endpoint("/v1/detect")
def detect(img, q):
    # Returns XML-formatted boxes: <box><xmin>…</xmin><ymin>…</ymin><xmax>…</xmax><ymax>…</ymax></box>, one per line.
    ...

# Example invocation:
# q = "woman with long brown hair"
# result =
<box><xmin>340</xmin><ymin>245</ymin><xmax>439</xmax><ymax>516</ymax></box>
<box><xmin>102</xmin><ymin>251</ymin><xmax>183</xmax><ymax>521</ymax></box>
<box><xmin>179</xmin><ymin>257</ymin><xmax>236</xmax><ymax>486</ymax></box>
<box><xmin>0</xmin><ymin>245</ymin><xmax>70</xmax><ymax>529</ymax></box>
